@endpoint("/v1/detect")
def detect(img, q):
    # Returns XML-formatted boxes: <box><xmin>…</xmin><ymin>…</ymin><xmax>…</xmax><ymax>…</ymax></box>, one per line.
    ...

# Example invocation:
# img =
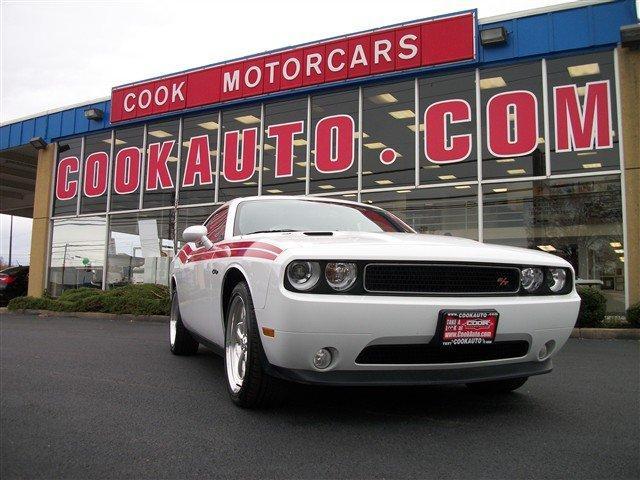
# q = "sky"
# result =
<box><xmin>1</xmin><ymin>0</ymin><xmax>588</xmax><ymax>123</ymax></box>
<box><xmin>0</xmin><ymin>0</ymin><xmax>636</xmax><ymax>266</ymax></box>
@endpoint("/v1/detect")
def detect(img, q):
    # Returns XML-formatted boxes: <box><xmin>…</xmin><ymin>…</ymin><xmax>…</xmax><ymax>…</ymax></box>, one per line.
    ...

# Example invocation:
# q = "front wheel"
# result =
<box><xmin>224</xmin><ymin>281</ymin><xmax>284</xmax><ymax>408</ymax></box>
<box><xmin>169</xmin><ymin>291</ymin><xmax>199</xmax><ymax>356</ymax></box>
<box><xmin>466</xmin><ymin>376</ymin><xmax>528</xmax><ymax>394</ymax></box>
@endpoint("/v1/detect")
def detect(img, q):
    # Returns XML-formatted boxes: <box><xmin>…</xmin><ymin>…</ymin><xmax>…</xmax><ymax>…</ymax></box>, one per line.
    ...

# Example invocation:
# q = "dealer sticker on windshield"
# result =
<box><xmin>440</xmin><ymin>311</ymin><xmax>499</xmax><ymax>346</ymax></box>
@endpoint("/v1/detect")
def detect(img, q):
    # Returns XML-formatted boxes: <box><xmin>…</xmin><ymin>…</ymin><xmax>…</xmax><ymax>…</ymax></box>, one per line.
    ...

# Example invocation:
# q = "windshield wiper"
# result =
<box><xmin>246</xmin><ymin>229</ymin><xmax>300</xmax><ymax>235</ymax></box>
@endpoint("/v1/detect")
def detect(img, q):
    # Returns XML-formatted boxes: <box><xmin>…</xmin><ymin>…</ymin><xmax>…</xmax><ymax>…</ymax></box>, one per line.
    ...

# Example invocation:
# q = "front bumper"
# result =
<box><xmin>265</xmin><ymin>358</ymin><xmax>553</xmax><ymax>386</ymax></box>
<box><xmin>255</xmin><ymin>286</ymin><xmax>579</xmax><ymax>384</ymax></box>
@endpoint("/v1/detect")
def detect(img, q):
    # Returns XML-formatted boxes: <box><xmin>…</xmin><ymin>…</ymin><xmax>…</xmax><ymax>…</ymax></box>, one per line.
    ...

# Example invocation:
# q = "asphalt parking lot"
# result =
<box><xmin>1</xmin><ymin>313</ymin><xmax>638</xmax><ymax>480</ymax></box>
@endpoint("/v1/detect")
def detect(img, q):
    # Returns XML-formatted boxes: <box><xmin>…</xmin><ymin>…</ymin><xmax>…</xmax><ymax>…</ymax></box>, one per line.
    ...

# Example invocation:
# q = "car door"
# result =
<box><xmin>178</xmin><ymin>206</ymin><xmax>228</xmax><ymax>346</ymax></box>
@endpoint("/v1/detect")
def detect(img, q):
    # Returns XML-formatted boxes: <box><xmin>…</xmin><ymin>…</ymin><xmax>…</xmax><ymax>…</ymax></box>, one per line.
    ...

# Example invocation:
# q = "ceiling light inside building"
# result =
<box><xmin>318</xmin><ymin>184</ymin><xmax>335</xmax><ymax>190</ymax></box>
<box><xmin>567</xmin><ymin>63</ymin><xmax>600</xmax><ymax>77</ymax></box>
<box><xmin>370</xmin><ymin>93</ymin><xmax>398</xmax><ymax>104</ymax></box>
<box><xmin>479</xmin><ymin>76</ymin><xmax>506</xmax><ymax>90</ymax></box>
<box><xmin>342</xmin><ymin>193</ymin><xmax>357</xmax><ymax>197</ymax></box>
<box><xmin>292</xmin><ymin>139</ymin><xmax>307</xmax><ymax>146</ymax></box>
<box><xmin>235</xmin><ymin>115</ymin><xmax>261</xmax><ymax>124</ymax></box>
<box><xmin>610</xmin><ymin>242</ymin><xmax>622</xmax><ymax>248</ymax></box>
<box><xmin>492</xmin><ymin>188</ymin><xmax>508</xmax><ymax>193</ymax></box>
<box><xmin>103</xmin><ymin>138</ymin><xmax>126</xmax><ymax>145</ymax></box>
<box><xmin>148</xmin><ymin>130</ymin><xmax>173</xmax><ymax>138</ymax></box>
<box><xmin>577</xmin><ymin>151</ymin><xmax>597</xmax><ymax>156</ymax></box>
<box><xmin>362</xmin><ymin>171</ymin><xmax>372</xmax><ymax>175</ymax></box>
<box><xmin>582</xmin><ymin>162</ymin><xmax>602</xmax><ymax>169</ymax></box>
<box><xmin>243</xmin><ymin>181</ymin><xmax>257</xmax><ymax>186</ymax></box>
<box><xmin>537</xmin><ymin>245</ymin><xmax>557</xmax><ymax>252</ymax></box>
<box><xmin>454</xmin><ymin>185</ymin><xmax>471</xmax><ymax>189</ymax></box>
<box><xmin>438</xmin><ymin>175</ymin><xmax>457</xmax><ymax>180</ymax></box>
<box><xmin>576</xmin><ymin>86</ymin><xmax>586</xmax><ymax>97</ymax></box>
<box><xmin>266</xmin><ymin>189</ymin><xmax>283</xmax><ymax>193</ymax></box>
<box><xmin>375</xmin><ymin>179</ymin><xmax>394</xmax><ymax>185</ymax></box>
<box><xmin>507</xmin><ymin>168</ymin><xmax>526</xmax><ymax>175</ymax></box>
<box><xmin>396</xmin><ymin>189</ymin><xmax>411</xmax><ymax>193</ymax></box>
<box><xmin>496</xmin><ymin>158</ymin><xmax>515</xmax><ymax>163</ymax></box>
<box><xmin>167</xmin><ymin>156</ymin><xmax>179</xmax><ymax>162</ymax></box>
<box><xmin>296</xmin><ymin>161</ymin><xmax>307</xmax><ymax>167</ymax></box>
<box><xmin>389</xmin><ymin>110</ymin><xmax>415</xmax><ymax>119</ymax></box>
<box><xmin>198</xmin><ymin>121</ymin><xmax>219</xmax><ymax>130</ymax></box>
<box><xmin>614</xmin><ymin>249</ymin><xmax>624</xmax><ymax>254</ymax></box>
<box><xmin>354</xmin><ymin>131</ymin><xmax>370</xmax><ymax>139</ymax></box>
<box><xmin>364</xmin><ymin>142</ymin><xmax>386</xmax><ymax>149</ymax></box>
<box><xmin>407</xmin><ymin>123</ymin><xmax>425</xmax><ymax>132</ymax></box>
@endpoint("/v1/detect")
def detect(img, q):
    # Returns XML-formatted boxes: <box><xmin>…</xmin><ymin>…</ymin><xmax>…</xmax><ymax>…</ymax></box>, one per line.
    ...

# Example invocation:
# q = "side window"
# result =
<box><xmin>206</xmin><ymin>207</ymin><xmax>228</xmax><ymax>243</ymax></box>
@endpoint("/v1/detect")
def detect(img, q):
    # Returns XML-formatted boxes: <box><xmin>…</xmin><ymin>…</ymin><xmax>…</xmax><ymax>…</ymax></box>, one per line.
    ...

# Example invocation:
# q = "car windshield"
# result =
<box><xmin>234</xmin><ymin>200</ymin><xmax>412</xmax><ymax>235</ymax></box>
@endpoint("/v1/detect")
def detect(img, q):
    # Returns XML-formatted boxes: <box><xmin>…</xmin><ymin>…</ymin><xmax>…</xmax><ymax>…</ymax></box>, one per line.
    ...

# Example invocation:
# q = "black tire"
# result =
<box><xmin>224</xmin><ymin>281</ymin><xmax>285</xmax><ymax>408</ymax></box>
<box><xmin>170</xmin><ymin>291</ymin><xmax>199</xmax><ymax>356</ymax></box>
<box><xmin>466</xmin><ymin>376</ymin><xmax>528</xmax><ymax>394</ymax></box>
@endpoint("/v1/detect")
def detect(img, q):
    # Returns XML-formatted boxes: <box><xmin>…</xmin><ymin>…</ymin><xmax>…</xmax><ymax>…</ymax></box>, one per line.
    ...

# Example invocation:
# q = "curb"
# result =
<box><xmin>0</xmin><ymin>308</ymin><xmax>169</xmax><ymax>323</ymax></box>
<box><xmin>570</xmin><ymin>328</ymin><xmax>640</xmax><ymax>340</ymax></box>
<box><xmin>2</xmin><ymin>308</ymin><xmax>639</xmax><ymax>338</ymax></box>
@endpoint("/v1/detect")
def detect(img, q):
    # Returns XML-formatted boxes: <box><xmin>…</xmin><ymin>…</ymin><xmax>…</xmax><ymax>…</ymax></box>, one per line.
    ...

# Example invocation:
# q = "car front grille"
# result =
<box><xmin>355</xmin><ymin>341</ymin><xmax>529</xmax><ymax>365</ymax></box>
<box><xmin>363</xmin><ymin>263</ymin><xmax>521</xmax><ymax>295</ymax></box>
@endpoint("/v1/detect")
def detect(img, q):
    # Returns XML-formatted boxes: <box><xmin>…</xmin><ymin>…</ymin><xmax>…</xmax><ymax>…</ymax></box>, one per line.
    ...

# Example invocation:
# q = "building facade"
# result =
<box><xmin>1</xmin><ymin>0</ymin><xmax>638</xmax><ymax>314</ymax></box>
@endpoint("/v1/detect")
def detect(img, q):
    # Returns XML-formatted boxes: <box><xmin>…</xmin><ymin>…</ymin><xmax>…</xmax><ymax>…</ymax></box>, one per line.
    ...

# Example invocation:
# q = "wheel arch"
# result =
<box><xmin>221</xmin><ymin>266</ymin><xmax>249</xmax><ymax>327</ymax></box>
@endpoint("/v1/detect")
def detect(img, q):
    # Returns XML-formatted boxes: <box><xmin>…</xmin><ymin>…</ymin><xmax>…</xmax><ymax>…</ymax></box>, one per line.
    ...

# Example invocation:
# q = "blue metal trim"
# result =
<box><xmin>1</xmin><ymin>0</ymin><xmax>636</xmax><ymax>150</ymax></box>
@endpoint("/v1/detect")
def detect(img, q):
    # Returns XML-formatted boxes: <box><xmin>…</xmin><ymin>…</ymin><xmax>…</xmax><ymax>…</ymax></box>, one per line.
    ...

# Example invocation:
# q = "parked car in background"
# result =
<box><xmin>0</xmin><ymin>266</ymin><xmax>29</xmax><ymax>306</ymax></box>
<box><xmin>171</xmin><ymin>196</ymin><xmax>580</xmax><ymax>408</ymax></box>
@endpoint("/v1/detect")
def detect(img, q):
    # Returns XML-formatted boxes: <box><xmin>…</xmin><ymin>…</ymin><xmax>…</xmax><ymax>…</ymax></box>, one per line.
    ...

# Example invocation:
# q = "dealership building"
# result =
<box><xmin>0</xmin><ymin>0</ymin><xmax>638</xmax><ymax>313</ymax></box>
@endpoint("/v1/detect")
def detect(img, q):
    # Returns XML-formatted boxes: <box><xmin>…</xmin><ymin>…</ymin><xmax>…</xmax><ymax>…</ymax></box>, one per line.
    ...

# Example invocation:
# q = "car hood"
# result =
<box><xmin>239</xmin><ymin>231</ymin><xmax>571</xmax><ymax>267</ymax></box>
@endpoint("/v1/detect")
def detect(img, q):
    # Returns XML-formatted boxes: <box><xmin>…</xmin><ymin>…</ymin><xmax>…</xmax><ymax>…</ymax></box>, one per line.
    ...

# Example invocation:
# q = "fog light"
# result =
<box><xmin>313</xmin><ymin>348</ymin><xmax>332</xmax><ymax>369</ymax></box>
<box><xmin>538</xmin><ymin>344</ymin><xmax>548</xmax><ymax>360</ymax></box>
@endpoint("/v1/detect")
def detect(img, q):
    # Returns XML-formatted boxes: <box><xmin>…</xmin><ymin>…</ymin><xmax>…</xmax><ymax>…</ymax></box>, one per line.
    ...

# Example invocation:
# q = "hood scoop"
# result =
<box><xmin>303</xmin><ymin>231</ymin><xmax>334</xmax><ymax>236</ymax></box>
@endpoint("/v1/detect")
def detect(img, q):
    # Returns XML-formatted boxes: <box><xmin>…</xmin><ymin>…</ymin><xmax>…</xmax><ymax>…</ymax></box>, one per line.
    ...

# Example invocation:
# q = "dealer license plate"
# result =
<box><xmin>440</xmin><ymin>310</ymin><xmax>499</xmax><ymax>346</ymax></box>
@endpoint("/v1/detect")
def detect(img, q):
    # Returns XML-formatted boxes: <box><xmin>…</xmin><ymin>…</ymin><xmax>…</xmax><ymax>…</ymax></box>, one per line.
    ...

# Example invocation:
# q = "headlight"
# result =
<box><xmin>287</xmin><ymin>261</ymin><xmax>321</xmax><ymax>291</ymax></box>
<box><xmin>547</xmin><ymin>268</ymin><xmax>567</xmax><ymax>293</ymax></box>
<box><xmin>325</xmin><ymin>262</ymin><xmax>357</xmax><ymax>291</ymax></box>
<box><xmin>521</xmin><ymin>267</ymin><xmax>543</xmax><ymax>292</ymax></box>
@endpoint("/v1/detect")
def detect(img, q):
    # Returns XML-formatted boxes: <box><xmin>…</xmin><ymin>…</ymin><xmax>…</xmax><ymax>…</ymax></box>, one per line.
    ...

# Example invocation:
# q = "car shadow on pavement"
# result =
<box><xmin>196</xmin><ymin>347</ymin><xmax>546</xmax><ymax>421</ymax></box>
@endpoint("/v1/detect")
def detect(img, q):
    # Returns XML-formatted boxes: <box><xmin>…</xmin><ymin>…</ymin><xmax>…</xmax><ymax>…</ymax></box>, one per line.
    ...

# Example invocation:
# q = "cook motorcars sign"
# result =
<box><xmin>110</xmin><ymin>11</ymin><xmax>476</xmax><ymax>123</ymax></box>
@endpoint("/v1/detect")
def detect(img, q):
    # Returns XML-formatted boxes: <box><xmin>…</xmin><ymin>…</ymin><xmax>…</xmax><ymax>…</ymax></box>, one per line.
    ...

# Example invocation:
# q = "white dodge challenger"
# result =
<box><xmin>171</xmin><ymin>196</ymin><xmax>580</xmax><ymax>408</ymax></box>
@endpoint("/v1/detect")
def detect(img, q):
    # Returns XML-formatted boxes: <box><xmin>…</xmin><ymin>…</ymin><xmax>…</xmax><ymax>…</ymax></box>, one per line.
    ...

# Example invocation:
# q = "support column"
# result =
<box><xmin>27</xmin><ymin>143</ymin><xmax>55</xmax><ymax>297</ymax></box>
<box><xmin>618</xmin><ymin>46</ymin><xmax>639</xmax><ymax>308</ymax></box>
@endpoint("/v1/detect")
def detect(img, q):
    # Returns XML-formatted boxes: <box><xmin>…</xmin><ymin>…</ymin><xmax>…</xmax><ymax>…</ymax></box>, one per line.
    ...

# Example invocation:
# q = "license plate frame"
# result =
<box><xmin>436</xmin><ymin>310</ymin><xmax>499</xmax><ymax>346</ymax></box>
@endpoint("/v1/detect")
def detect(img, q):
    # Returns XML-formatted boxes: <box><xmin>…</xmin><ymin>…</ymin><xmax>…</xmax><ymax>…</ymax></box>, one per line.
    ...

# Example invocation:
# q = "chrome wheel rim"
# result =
<box><xmin>225</xmin><ymin>295</ymin><xmax>248</xmax><ymax>394</ymax></box>
<box><xmin>169</xmin><ymin>298</ymin><xmax>177</xmax><ymax>347</ymax></box>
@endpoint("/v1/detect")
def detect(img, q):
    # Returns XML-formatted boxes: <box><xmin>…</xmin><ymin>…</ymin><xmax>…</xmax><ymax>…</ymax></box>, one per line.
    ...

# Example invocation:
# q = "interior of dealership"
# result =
<box><xmin>1</xmin><ymin>0</ymin><xmax>638</xmax><ymax>315</ymax></box>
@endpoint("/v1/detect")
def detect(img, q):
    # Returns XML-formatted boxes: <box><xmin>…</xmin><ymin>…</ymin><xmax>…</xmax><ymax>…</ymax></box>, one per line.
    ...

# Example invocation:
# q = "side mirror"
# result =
<box><xmin>182</xmin><ymin>225</ymin><xmax>213</xmax><ymax>249</ymax></box>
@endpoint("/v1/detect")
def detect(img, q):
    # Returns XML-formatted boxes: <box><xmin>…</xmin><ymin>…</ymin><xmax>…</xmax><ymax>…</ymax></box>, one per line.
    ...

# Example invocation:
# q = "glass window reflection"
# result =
<box><xmin>48</xmin><ymin>216</ymin><xmax>107</xmax><ymax>296</ymax></box>
<box><xmin>107</xmin><ymin>210</ymin><xmax>175</xmax><ymax>288</ymax></box>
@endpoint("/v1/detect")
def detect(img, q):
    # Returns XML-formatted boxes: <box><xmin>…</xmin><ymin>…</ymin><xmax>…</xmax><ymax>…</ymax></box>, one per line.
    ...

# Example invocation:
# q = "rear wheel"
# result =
<box><xmin>224</xmin><ymin>281</ymin><xmax>284</xmax><ymax>408</ymax></box>
<box><xmin>169</xmin><ymin>291</ymin><xmax>199</xmax><ymax>356</ymax></box>
<box><xmin>466</xmin><ymin>376</ymin><xmax>528</xmax><ymax>394</ymax></box>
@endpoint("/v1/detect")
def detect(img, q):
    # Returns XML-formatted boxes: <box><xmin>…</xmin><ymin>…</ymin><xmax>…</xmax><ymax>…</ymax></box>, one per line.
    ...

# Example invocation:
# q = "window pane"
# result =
<box><xmin>218</xmin><ymin>106</ymin><xmax>261</xmax><ymax>202</ymax></box>
<box><xmin>80</xmin><ymin>133</ymin><xmax>110</xmax><ymax>214</ymax></box>
<box><xmin>107</xmin><ymin>210</ymin><xmax>175</xmax><ymax>288</ymax></box>
<box><xmin>262</xmin><ymin>97</ymin><xmax>307</xmax><ymax>196</ymax></box>
<box><xmin>48</xmin><ymin>216</ymin><xmax>106</xmax><ymax>296</ymax></box>
<box><xmin>143</xmin><ymin>120</ymin><xmax>179</xmax><ymax>209</ymax></box>
<box><xmin>480</xmin><ymin>61</ymin><xmax>546</xmax><ymax>180</ymax></box>
<box><xmin>547</xmin><ymin>51</ymin><xmax>619</xmax><ymax>174</ymax></box>
<box><xmin>176</xmin><ymin>205</ymin><xmax>220</xmax><ymax>250</ymax></box>
<box><xmin>482</xmin><ymin>175</ymin><xmax>624</xmax><ymax>313</ymax></box>
<box><xmin>52</xmin><ymin>138</ymin><xmax>82</xmax><ymax>216</ymax></box>
<box><xmin>180</xmin><ymin>113</ymin><xmax>219</xmax><ymax>205</ymax></box>
<box><xmin>419</xmin><ymin>71</ymin><xmax>477</xmax><ymax>184</ymax></box>
<box><xmin>310</xmin><ymin>89</ymin><xmax>358</xmax><ymax>194</ymax></box>
<box><xmin>362</xmin><ymin>185</ymin><xmax>478</xmax><ymax>239</ymax></box>
<box><xmin>362</xmin><ymin>80</ymin><xmax>415</xmax><ymax>189</ymax></box>
<box><xmin>110</xmin><ymin>127</ymin><xmax>144</xmax><ymax>212</ymax></box>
